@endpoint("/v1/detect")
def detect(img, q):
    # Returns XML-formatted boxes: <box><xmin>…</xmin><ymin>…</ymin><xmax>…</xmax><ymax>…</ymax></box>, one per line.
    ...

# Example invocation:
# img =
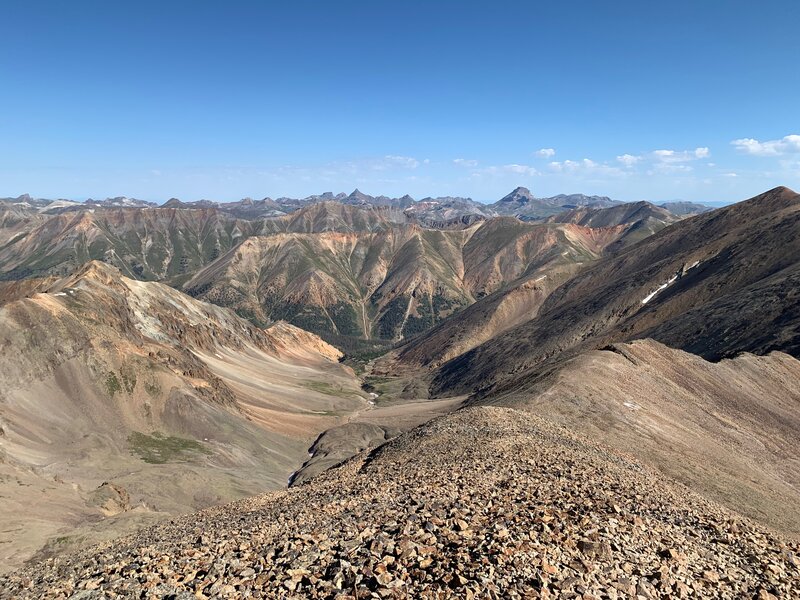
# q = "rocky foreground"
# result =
<box><xmin>2</xmin><ymin>407</ymin><xmax>797</xmax><ymax>599</ymax></box>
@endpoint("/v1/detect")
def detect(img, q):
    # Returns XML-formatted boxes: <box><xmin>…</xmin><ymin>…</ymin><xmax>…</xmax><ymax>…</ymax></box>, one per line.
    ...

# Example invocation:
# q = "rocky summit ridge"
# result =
<box><xmin>2</xmin><ymin>408</ymin><xmax>796</xmax><ymax>599</ymax></box>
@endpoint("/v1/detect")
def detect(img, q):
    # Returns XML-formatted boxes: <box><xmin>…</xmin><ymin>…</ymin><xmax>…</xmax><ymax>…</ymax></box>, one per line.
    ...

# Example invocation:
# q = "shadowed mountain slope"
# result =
<box><xmin>388</xmin><ymin>207</ymin><xmax>682</xmax><ymax>369</ymax></box>
<box><xmin>430</xmin><ymin>186</ymin><xmax>800</xmax><ymax>397</ymax></box>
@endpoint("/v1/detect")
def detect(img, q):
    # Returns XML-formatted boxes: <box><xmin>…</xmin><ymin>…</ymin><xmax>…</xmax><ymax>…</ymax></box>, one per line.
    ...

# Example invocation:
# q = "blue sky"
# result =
<box><xmin>1</xmin><ymin>1</ymin><xmax>798</xmax><ymax>204</ymax></box>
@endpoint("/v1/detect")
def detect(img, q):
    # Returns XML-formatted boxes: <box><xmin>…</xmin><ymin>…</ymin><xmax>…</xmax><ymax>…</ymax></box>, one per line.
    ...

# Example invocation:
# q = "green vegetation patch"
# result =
<box><xmin>376</xmin><ymin>295</ymin><xmax>409</xmax><ymax>340</ymax></box>
<box><xmin>329</xmin><ymin>302</ymin><xmax>361</xmax><ymax>336</ymax></box>
<box><xmin>120</xmin><ymin>365</ymin><xmax>137</xmax><ymax>394</ymax></box>
<box><xmin>104</xmin><ymin>372</ymin><xmax>122</xmax><ymax>396</ymax></box>
<box><xmin>127</xmin><ymin>431</ymin><xmax>211</xmax><ymax>464</ymax></box>
<box><xmin>144</xmin><ymin>379</ymin><xmax>161</xmax><ymax>398</ymax></box>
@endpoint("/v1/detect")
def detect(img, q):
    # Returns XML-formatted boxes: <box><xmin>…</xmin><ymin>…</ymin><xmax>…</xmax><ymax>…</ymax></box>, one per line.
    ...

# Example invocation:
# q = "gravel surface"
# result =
<box><xmin>2</xmin><ymin>407</ymin><xmax>797</xmax><ymax>599</ymax></box>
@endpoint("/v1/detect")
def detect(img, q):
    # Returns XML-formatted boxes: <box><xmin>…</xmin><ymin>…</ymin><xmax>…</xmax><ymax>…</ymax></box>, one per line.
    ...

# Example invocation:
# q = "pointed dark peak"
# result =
<box><xmin>498</xmin><ymin>187</ymin><xmax>535</xmax><ymax>204</ymax></box>
<box><xmin>347</xmin><ymin>188</ymin><xmax>373</xmax><ymax>203</ymax></box>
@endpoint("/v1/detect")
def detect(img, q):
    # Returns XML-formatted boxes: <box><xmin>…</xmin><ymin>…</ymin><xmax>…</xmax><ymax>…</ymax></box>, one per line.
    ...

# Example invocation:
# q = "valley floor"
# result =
<box><xmin>0</xmin><ymin>342</ymin><xmax>456</xmax><ymax>574</ymax></box>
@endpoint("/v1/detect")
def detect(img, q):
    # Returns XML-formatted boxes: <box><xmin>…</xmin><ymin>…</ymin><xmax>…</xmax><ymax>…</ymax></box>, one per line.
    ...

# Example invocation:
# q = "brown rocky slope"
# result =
<box><xmin>476</xmin><ymin>339</ymin><xmax>800</xmax><ymax>535</ymax></box>
<box><xmin>184</xmin><ymin>216</ymin><xmax>634</xmax><ymax>344</ymax></box>
<box><xmin>2</xmin><ymin>407</ymin><xmax>797</xmax><ymax>599</ymax></box>
<box><xmin>0</xmin><ymin>261</ymin><xmax>364</xmax><ymax>571</ymax></box>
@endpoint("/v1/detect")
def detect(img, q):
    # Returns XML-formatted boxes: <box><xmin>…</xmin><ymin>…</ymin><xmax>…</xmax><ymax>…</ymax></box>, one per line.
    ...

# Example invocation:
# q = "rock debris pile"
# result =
<box><xmin>2</xmin><ymin>407</ymin><xmax>797</xmax><ymax>599</ymax></box>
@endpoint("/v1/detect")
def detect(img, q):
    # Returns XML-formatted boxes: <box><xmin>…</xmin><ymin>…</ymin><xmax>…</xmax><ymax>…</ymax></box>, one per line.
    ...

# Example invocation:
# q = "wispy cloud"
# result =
<box><xmin>649</xmin><ymin>163</ymin><xmax>694</xmax><ymax>175</ymax></box>
<box><xmin>535</xmin><ymin>148</ymin><xmax>556</xmax><ymax>158</ymax></box>
<box><xmin>504</xmin><ymin>164</ymin><xmax>538</xmax><ymax>175</ymax></box>
<box><xmin>453</xmin><ymin>158</ymin><xmax>479</xmax><ymax>167</ymax></box>
<box><xmin>731</xmin><ymin>134</ymin><xmax>800</xmax><ymax>156</ymax></box>
<box><xmin>471</xmin><ymin>163</ymin><xmax>539</xmax><ymax>177</ymax></box>
<box><xmin>547</xmin><ymin>158</ymin><xmax>623</xmax><ymax>177</ymax></box>
<box><xmin>381</xmin><ymin>155</ymin><xmax>420</xmax><ymax>169</ymax></box>
<box><xmin>616</xmin><ymin>154</ymin><xmax>641</xmax><ymax>167</ymax></box>
<box><xmin>652</xmin><ymin>147</ymin><xmax>710</xmax><ymax>163</ymax></box>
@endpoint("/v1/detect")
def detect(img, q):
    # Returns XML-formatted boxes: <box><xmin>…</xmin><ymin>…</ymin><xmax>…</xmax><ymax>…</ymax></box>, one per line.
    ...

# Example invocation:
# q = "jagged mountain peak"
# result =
<box><xmin>347</xmin><ymin>188</ymin><xmax>372</xmax><ymax>203</ymax></box>
<box><xmin>498</xmin><ymin>186</ymin><xmax>534</xmax><ymax>204</ymax></box>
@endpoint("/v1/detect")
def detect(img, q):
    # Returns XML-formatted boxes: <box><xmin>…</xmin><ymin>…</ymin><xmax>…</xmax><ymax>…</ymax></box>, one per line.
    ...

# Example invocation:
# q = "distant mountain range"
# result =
<box><xmin>1</xmin><ymin>187</ymin><xmax>714</xmax><ymax>222</ymax></box>
<box><xmin>0</xmin><ymin>195</ymin><xmax>685</xmax><ymax>347</ymax></box>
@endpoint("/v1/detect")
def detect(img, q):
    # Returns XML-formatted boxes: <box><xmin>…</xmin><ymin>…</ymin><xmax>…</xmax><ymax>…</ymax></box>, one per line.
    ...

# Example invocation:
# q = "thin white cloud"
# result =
<box><xmin>723</xmin><ymin>172</ymin><xmax>738</xmax><ymax>177</ymax></box>
<box><xmin>652</xmin><ymin>147</ymin><xmax>709</xmax><ymax>163</ymax></box>
<box><xmin>453</xmin><ymin>158</ymin><xmax>479</xmax><ymax>167</ymax></box>
<box><xmin>649</xmin><ymin>163</ymin><xmax>694</xmax><ymax>175</ymax></box>
<box><xmin>471</xmin><ymin>163</ymin><xmax>539</xmax><ymax>177</ymax></box>
<box><xmin>535</xmin><ymin>148</ymin><xmax>556</xmax><ymax>158</ymax></box>
<box><xmin>731</xmin><ymin>134</ymin><xmax>800</xmax><ymax>156</ymax></box>
<box><xmin>616</xmin><ymin>154</ymin><xmax>641</xmax><ymax>167</ymax></box>
<box><xmin>504</xmin><ymin>164</ymin><xmax>538</xmax><ymax>175</ymax></box>
<box><xmin>548</xmin><ymin>158</ymin><xmax>622</xmax><ymax>176</ymax></box>
<box><xmin>382</xmin><ymin>155</ymin><xmax>420</xmax><ymax>169</ymax></box>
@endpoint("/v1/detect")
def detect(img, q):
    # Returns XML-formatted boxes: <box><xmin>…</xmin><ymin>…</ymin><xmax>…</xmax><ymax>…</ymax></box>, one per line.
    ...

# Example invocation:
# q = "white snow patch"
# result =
<box><xmin>623</xmin><ymin>401</ymin><xmax>641</xmax><ymax>410</ymax></box>
<box><xmin>54</xmin><ymin>292</ymin><xmax>67</xmax><ymax>297</ymax></box>
<box><xmin>641</xmin><ymin>274</ymin><xmax>678</xmax><ymax>304</ymax></box>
